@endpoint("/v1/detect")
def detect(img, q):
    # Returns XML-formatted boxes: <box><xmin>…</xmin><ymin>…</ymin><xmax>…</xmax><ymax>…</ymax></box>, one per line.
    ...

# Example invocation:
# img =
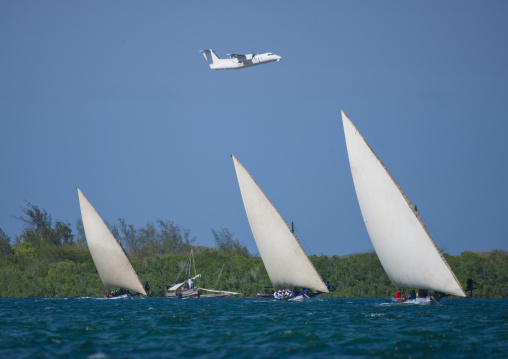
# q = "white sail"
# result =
<box><xmin>232</xmin><ymin>155</ymin><xmax>329</xmax><ymax>293</ymax></box>
<box><xmin>167</xmin><ymin>274</ymin><xmax>201</xmax><ymax>291</ymax></box>
<box><xmin>341</xmin><ymin>110</ymin><xmax>465</xmax><ymax>297</ymax></box>
<box><xmin>77</xmin><ymin>188</ymin><xmax>147</xmax><ymax>295</ymax></box>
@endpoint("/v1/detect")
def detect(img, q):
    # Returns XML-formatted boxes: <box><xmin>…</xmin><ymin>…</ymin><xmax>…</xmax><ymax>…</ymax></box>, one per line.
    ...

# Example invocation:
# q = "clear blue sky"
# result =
<box><xmin>1</xmin><ymin>1</ymin><xmax>507</xmax><ymax>256</ymax></box>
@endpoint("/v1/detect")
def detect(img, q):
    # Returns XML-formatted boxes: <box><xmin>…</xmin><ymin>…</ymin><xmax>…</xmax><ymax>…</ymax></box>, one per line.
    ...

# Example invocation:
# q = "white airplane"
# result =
<box><xmin>200</xmin><ymin>49</ymin><xmax>282</xmax><ymax>70</ymax></box>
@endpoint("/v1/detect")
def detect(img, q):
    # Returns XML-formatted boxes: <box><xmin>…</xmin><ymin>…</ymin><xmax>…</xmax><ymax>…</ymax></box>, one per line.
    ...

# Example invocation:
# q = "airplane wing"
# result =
<box><xmin>227</xmin><ymin>53</ymin><xmax>247</xmax><ymax>59</ymax></box>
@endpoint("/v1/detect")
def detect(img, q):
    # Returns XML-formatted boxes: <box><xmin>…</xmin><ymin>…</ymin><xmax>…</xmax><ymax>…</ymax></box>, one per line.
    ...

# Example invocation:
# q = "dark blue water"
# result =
<box><xmin>0</xmin><ymin>298</ymin><xmax>506</xmax><ymax>358</ymax></box>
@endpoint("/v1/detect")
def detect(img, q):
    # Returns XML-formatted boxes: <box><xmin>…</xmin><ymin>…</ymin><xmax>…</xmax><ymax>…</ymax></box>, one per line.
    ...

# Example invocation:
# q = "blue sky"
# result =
<box><xmin>1</xmin><ymin>1</ymin><xmax>507</xmax><ymax>256</ymax></box>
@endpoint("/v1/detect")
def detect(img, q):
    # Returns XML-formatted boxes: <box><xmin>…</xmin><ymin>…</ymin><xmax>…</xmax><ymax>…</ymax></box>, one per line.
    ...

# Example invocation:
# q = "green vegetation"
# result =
<box><xmin>1</xmin><ymin>203</ymin><xmax>506</xmax><ymax>298</ymax></box>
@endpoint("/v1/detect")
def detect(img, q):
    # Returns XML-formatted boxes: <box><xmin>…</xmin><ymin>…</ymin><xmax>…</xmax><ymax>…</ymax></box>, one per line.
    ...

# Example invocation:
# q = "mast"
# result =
<box><xmin>188</xmin><ymin>250</ymin><xmax>192</xmax><ymax>280</ymax></box>
<box><xmin>341</xmin><ymin>110</ymin><xmax>465</xmax><ymax>297</ymax></box>
<box><xmin>214</xmin><ymin>264</ymin><xmax>225</xmax><ymax>290</ymax></box>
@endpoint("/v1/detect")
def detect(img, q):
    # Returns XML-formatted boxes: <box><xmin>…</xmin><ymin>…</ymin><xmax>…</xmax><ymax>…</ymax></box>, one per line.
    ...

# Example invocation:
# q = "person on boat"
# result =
<box><xmin>325</xmin><ymin>281</ymin><xmax>336</xmax><ymax>291</ymax></box>
<box><xmin>433</xmin><ymin>291</ymin><xmax>446</xmax><ymax>300</ymax></box>
<box><xmin>188</xmin><ymin>277</ymin><xmax>194</xmax><ymax>289</ymax></box>
<box><xmin>420</xmin><ymin>289</ymin><xmax>433</xmax><ymax>299</ymax></box>
<box><xmin>396</xmin><ymin>289</ymin><xmax>401</xmax><ymax>299</ymax></box>
<box><xmin>466</xmin><ymin>277</ymin><xmax>477</xmax><ymax>291</ymax></box>
<box><xmin>144</xmin><ymin>281</ymin><xmax>150</xmax><ymax>295</ymax></box>
<box><xmin>182</xmin><ymin>281</ymin><xmax>189</xmax><ymax>290</ymax></box>
<box><xmin>275</xmin><ymin>289</ymin><xmax>289</xmax><ymax>300</ymax></box>
<box><xmin>466</xmin><ymin>277</ymin><xmax>478</xmax><ymax>297</ymax></box>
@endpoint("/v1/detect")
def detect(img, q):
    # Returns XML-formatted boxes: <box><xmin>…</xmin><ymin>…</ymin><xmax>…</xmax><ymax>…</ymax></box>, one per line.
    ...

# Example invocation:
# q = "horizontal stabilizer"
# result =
<box><xmin>199</xmin><ymin>49</ymin><xmax>219</xmax><ymax>64</ymax></box>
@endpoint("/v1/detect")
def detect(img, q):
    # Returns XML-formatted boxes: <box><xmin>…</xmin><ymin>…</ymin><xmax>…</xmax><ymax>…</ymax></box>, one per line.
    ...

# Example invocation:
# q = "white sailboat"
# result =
<box><xmin>341</xmin><ymin>110</ymin><xmax>466</xmax><ymax>302</ymax></box>
<box><xmin>77</xmin><ymin>187</ymin><xmax>147</xmax><ymax>298</ymax></box>
<box><xmin>232</xmin><ymin>155</ymin><xmax>329</xmax><ymax>299</ymax></box>
<box><xmin>165</xmin><ymin>250</ymin><xmax>240</xmax><ymax>298</ymax></box>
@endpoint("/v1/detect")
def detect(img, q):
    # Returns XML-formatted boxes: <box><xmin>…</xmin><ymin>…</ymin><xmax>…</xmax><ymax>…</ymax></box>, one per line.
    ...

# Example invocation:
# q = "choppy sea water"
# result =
<box><xmin>0</xmin><ymin>297</ymin><xmax>506</xmax><ymax>358</ymax></box>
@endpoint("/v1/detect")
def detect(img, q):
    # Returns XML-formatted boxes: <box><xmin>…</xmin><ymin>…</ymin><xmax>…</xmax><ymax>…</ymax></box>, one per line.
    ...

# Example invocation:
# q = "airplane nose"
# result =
<box><xmin>276</xmin><ymin>55</ymin><xmax>282</xmax><ymax>61</ymax></box>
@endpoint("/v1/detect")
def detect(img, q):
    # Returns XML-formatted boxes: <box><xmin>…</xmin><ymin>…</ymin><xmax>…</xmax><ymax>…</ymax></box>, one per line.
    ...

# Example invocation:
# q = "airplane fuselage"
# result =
<box><xmin>208</xmin><ymin>52</ymin><xmax>281</xmax><ymax>70</ymax></box>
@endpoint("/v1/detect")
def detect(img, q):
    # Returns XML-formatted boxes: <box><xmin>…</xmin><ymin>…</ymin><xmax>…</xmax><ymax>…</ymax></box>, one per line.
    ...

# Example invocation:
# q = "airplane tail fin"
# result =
<box><xmin>200</xmin><ymin>49</ymin><xmax>220</xmax><ymax>64</ymax></box>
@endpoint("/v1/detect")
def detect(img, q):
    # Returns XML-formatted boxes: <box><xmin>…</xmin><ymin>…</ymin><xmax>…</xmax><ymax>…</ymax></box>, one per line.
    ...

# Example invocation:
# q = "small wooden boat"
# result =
<box><xmin>165</xmin><ymin>251</ymin><xmax>240</xmax><ymax>299</ymax></box>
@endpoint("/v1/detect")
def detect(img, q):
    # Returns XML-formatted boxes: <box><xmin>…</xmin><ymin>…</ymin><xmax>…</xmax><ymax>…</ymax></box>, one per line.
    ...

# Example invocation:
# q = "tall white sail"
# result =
<box><xmin>77</xmin><ymin>188</ymin><xmax>147</xmax><ymax>295</ymax></box>
<box><xmin>341</xmin><ymin>110</ymin><xmax>465</xmax><ymax>297</ymax></box>
<box><xmin>232</xmin><ymin>155</ymin><xmax>329</xmax><ymax>293</ymax></box>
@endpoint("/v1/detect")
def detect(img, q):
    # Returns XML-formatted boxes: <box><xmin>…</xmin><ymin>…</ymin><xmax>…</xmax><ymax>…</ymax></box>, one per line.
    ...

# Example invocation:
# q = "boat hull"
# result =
<box><xmin>199</xmin><ymin>294</ymin><xmax>230</xmax><ymax>298</ymax></box>
<box><xmin>392</xmin><ymin>297</ymin><xmax>439</xmax><ymax>305</ymax></box>
<box><xmin>166</xmin><ymin>288</ymin><xmax>233</xmax><ymax>299</ymax></box>
<box><xmin>166</xmin><ymin>289</ymin><xmax>200</xmax><ymax>299</ymax></box>
<box><xmin>106</xmin><ymin>293</ymin><xmax>133</xmax><ymax>300</ymax></box>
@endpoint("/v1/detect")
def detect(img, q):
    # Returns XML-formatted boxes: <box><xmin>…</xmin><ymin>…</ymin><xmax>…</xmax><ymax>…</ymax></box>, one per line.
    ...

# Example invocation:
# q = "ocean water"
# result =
<box><xmin>0</xmin><ymin>298</ymin><xmax>506</xmax><ymax>358</ymax></box>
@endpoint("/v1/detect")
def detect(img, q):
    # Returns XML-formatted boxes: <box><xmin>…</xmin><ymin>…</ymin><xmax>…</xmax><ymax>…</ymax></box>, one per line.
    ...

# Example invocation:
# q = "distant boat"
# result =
<box><xmin>77</xmin><ymin>187</ymin><xmax>147</xmax><ymax>298</ymax></box>
<box><xmin>232</xmin><ymin>155</ymin><xmax>329</xmax><ymax>300</ymax></box>
<box><xmin>165</xmin><ymin>250</ymin><xmax>240</xmax><ymax>299</ymax></box>
<box><xmin>341</xmin><ymin>110</ymin><xmax>466</xmax><ymax>303</ymax></box>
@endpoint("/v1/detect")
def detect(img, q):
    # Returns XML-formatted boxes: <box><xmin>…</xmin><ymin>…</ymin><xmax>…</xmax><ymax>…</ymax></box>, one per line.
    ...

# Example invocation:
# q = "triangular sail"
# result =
<box><xmin>232</xmin><ymin>155</ymin><xmax>329</xmax><ymax>293</ymax></box>
<box><xmin>77</xmin><ymin>188</ymin><xmax>147</xmax><ymax>295</ymax></box>
<box><xmin>341</xmin><ymin>110</ymin><xmax>465</xmax><ymax>297</ymax></box>
<box><xmin>167</xmin><ymin>274</ymin><xmax>201</xmax><ymax>291</ymax></box>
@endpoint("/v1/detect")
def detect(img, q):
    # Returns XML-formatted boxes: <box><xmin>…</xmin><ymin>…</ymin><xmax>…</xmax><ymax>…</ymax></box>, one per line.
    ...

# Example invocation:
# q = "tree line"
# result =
<box><xmin>0</xmin><ymin>203</ymin><xmax>506</xmax><ymax>298</ymax></box>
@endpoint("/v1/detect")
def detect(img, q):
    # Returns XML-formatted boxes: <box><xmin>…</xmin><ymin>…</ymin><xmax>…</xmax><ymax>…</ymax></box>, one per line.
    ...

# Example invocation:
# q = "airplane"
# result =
<box><xmin>200</xmin><ymin>49</ymin><xmax>282</xmax><ymax>70</ymax></box>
